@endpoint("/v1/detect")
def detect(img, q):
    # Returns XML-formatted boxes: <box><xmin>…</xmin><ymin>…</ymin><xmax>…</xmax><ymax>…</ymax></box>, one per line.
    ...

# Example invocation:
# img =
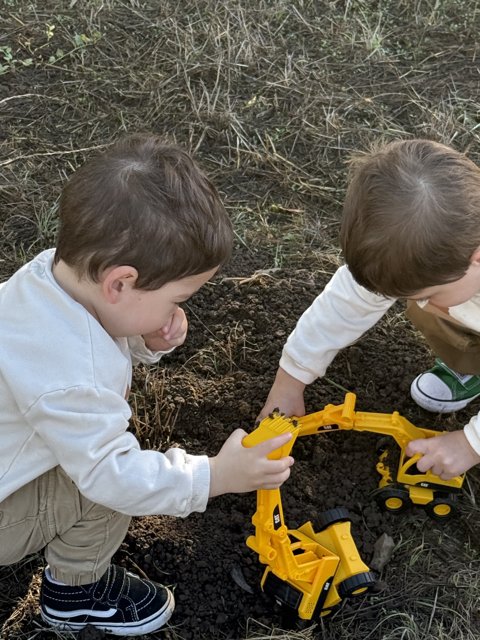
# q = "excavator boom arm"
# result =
<box><xmin>297</xmin><ymin>392</ymin><xmax>441</xmax><ymax>448</ymax></box>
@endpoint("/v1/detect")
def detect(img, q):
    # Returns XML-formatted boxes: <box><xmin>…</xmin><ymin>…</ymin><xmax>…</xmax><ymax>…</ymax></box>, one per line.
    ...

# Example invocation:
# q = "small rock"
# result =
<box><xmin>370</xmin><ymin>532</ymin><xmax>395</xmax><ymax>572</ymax></box>
<box><xmin>78</xmin><ymin>624</ymin><xmax>106</xmax><ymax>640</ymax></box>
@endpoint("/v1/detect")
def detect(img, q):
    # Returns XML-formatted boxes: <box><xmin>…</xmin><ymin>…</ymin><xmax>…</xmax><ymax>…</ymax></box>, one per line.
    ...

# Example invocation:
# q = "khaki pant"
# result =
<box><xmin>406</xmin><ymin>301</ymin><xmax>480</xmax><ymax>375</ymax></box>
<box><xmin>0</xmin><ymin>466</ymin><xmax>130</xmax><ymax>585</ymax></box>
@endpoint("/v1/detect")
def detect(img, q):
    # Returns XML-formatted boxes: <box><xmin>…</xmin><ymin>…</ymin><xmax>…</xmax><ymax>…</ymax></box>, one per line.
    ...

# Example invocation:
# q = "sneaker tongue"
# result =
<box><xmin>437</xmin><ymin>360</ymin><xmax>474</xmax><ymax>386</ymax></box>
<box><xmin>455</xmin><ymin>373</ymin><xmax>474</xmax><ymax>384</ymax></box>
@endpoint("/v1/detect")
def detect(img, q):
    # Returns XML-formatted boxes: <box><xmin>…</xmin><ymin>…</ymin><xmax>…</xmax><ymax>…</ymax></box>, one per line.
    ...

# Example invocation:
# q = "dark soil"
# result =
<box><xmin>4</xmin><ymin>249</ymin><xmax>480</xmax><ymax>640</ymax></box>
<box><xmin>121</xmin><ymin>256</ymin><xmax>479</xmax><ymax>640</ymax></box>
<box><xmin>2</xmin><ymin>1</ymin><xmax>480</xmax><ymax>639</ymax></box>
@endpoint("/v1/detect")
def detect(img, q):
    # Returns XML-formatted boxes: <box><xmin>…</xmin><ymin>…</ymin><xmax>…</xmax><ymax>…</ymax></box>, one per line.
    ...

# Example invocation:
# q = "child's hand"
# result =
<box><xmin>208</xmin><ymin>429</ymin><xmax>294</xmax><ymax>497</ymax></box>
<box><xmin>258</xmin><ymin>367</ymin><xmax>306</xmax><ymax>420</ymax></box>
<box><xmin>143</xmin><ymin>308</ymin><xmax>188</xmax><ymax>351</ymax></box>
<box><xmin>406</xmin><ymin>430</ymin><xmax>480</xmax><ymax>479</ymax></box>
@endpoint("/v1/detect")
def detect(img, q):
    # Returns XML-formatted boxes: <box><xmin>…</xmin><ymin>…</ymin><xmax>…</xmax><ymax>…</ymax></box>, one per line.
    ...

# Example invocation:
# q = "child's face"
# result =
<box><xmin>101</xmin><ymin>266</ymin><xmax>218</xmax><ymax>338</ymax></box>
<box><xmin>409</xmin><ymin>262</ymin><xmax>480</xmax><ymax>308</ymax></box>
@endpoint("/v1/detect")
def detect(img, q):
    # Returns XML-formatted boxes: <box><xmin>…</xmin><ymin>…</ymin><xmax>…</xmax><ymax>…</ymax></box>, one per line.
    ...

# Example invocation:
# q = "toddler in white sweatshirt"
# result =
<box><xmin>0</xmin><ymin>134</ymin><xmax>293</xmax><ymax>636</ymax></box>
<box><xmin>261</xmin><ymin>139</ymin><xmax>480</xmax><ymax>481</ymax></box>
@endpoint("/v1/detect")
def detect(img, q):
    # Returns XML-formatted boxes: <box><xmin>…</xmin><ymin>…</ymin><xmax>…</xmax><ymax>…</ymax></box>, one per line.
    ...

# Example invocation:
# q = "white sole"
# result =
<box><xmin>41</xmin><ymin>589</ymin><xmax>174</xmax><ymax>637</ymax></box>
<box><xmin>410</xmin><ymin>378</ymin><xmax>475</xmax><ymax>413</ymax></box>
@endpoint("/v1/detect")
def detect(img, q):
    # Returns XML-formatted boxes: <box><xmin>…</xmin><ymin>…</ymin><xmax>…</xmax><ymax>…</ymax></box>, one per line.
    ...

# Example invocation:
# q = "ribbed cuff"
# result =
<box><xmin>279</xmin><ymin>352</ymin><xmax>318</xmax><ymax>385</ymax></box>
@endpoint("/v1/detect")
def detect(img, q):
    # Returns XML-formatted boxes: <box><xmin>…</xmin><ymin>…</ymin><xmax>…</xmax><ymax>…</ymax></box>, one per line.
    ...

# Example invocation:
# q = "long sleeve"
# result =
<box><xmin>463</xmin><ymin>415</ymin><xmax>480</xmax><ymax>455</ymax></box>
<box><xmin>127</xmin><ymin>335</ymin><xmax>175</xmax><ymax>365</ymax></box>
<box><xmin>24</xmin><ymin>386</ymin><xmax>210</xmax><ymax>517</ymax></box>
<box><xmin>280</xmin><ymin>265</ymin><xmax>396</xmax><ymax>384</ymax></box>
<box><xmin>0</xmin><ymin>249</ymin><xmax>210</xmax><ymax>516</ymax></box>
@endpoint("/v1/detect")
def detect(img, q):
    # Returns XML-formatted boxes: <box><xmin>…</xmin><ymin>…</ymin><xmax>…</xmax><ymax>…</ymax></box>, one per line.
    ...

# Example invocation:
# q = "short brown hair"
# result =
<box><xmin>54</xmin><ymin>134</ymin><xmax>233</xmax><ymax>289</ymax></box>
<box><xmin>340</xmin><ymin>139</ymin><xmax>480</xmax><ymax>297</ymax></box>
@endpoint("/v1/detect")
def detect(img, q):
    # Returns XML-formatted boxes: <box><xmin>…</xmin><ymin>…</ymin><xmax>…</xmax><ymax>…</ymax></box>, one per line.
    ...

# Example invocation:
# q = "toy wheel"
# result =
<box><xmin>338</xmin><ymin>571</ymin><xmax>377</xmax><ymax>598</ymax></box>
<box><xmin>315</xmin><ymin>602</ymin><xmax>341</xmax><ymax>620</ymax></box>
<box><xmin>425</xmin><ymin>495</ymin><xmax>458</xmax><ymax>521</ymax></box>
<box><xmin>316</xmin><ymin>507</ymin><xmax>350</xmax><ymax>531</ymax></box>
<box><xmin>375</xmin><ymin>486</ymin><xmax>410</xmax><ymax>514</ymax></box>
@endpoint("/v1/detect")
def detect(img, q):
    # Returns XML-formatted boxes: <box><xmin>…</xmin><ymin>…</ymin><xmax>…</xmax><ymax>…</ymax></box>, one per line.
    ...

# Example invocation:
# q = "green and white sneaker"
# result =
<box><xmin>410</xmin><ymin>358</ymin><xmax>480</xmax><ymax>413</ymax></box>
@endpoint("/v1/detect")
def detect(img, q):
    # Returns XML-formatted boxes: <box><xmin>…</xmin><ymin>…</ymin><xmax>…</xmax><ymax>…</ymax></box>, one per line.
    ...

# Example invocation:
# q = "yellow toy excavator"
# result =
<box><xmin>243</xmin><ymin>392</ymin><xmax>465</xmax><ymax>621</ymax></box>
<box><xmin>297</xmin><ymin>392</ymin><xmax>464</xmax><ymax>519</ymax></box>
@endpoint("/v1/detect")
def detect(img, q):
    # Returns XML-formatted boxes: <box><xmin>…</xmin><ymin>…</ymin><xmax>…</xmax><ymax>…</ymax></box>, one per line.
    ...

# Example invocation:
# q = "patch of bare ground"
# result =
<box><xmin>1</xmin><ymin>1</ymin><xmax>480</xmax><ymax>639</ymax></box>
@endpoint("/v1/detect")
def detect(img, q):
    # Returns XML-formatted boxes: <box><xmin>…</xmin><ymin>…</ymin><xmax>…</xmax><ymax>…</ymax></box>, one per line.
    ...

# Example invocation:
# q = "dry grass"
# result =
<box><xmin>1</xmin><ymin>0</ymin><xmax>480</xmax><ymax>638</ymax></box>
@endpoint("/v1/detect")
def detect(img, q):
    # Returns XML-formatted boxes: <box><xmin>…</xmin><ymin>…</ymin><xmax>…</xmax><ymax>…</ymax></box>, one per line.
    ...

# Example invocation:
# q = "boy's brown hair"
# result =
<box><xmin>340</xmin><ymin>139</ymin><xmax>480</xmax><ymax>297</ymax></box>
<box><xmin>54</xmin><ymin>134</ymin><xmax>233</xmax><ymax>289</ymax></box>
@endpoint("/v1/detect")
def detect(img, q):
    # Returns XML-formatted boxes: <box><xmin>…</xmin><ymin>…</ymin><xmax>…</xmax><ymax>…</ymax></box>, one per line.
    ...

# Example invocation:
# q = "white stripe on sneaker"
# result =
<box><xmin>43</xmin><ymin>604</ymin><xmax>117</xmax><ymax>619</ymax></box>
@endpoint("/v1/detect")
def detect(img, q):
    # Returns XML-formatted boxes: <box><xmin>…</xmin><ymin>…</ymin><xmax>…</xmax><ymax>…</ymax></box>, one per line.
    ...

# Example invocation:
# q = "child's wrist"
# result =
<box><xmin>143</xmin><ymin>336</ymin><xmax>175</xmax><ymax>352</ymax></box>
<box><xmin>274</xmin><ymin>367</ymin><xmax>306</xmax><ymax>392</ymax></box>
<box><xmin>208</xmin><ymin>457</ymin><xmax>220</xmax><ymax>498</ymax></box>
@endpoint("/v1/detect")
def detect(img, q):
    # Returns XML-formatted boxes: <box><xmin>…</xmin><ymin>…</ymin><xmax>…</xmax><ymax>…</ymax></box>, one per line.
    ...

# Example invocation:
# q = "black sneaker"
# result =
<box><xmin>40</xmin><ymin>564</ymin><xmax>174</xmax><ymax>636</ymax></box>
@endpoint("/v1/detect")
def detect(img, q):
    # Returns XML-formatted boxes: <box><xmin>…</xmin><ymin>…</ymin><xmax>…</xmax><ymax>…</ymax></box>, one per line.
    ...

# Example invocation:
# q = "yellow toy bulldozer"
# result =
<box><xmin>243</xmin><ymin>392</ymin><xmax>465</xmax><ymax>620</ymax></box>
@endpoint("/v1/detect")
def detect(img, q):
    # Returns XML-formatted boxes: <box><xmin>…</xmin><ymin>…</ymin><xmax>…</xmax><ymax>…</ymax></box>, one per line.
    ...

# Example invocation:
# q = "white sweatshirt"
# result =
<box><xmin>0</xmin><ymin>249</ymin><xmax>210</xmax><ymax>517</ymax></box>
<box><xmin>279</xmin><ymin>265</ymin><xmax>480</xmax><ymax>454</ymax></box>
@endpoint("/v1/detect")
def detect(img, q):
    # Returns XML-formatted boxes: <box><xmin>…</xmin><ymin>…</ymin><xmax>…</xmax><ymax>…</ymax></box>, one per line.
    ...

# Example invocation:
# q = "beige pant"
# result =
<box><xmin>0</xmin><ymin>466</ymin><xmax>130</xmax><ymax>585</ymax></box>
<box><xmin>406</xmin><ymin>301</ymin><xmax>480</xmax><ymax>374</ymax></box>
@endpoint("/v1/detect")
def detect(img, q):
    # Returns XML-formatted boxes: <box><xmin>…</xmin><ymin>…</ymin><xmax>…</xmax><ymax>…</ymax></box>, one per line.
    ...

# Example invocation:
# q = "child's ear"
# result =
<box><xmin>101</xmin><ymin>265</ymin><xmax>139</xmax><ymax>303</ymax></box>
<box><xmin>470</xmin><ymin>247</ymin><xmax>480</xmax><ymax>266</ymax></box>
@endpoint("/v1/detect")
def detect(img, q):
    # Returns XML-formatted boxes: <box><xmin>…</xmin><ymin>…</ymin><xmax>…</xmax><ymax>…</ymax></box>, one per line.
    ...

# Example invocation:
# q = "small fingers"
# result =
<box><xmin>439</xmin><ymin>470</ymin><xmax>456</xmax><ymax>480</ymax></box>
<box><xmin>414</xmin><ymin>455</ymin><xmax>427</xmax><ymax>472</ymax></box>
<box><xmin>406</xmin><ymin>438</ymin><xmax>427</xmax><ymax>457</ymax></box>
<box><xmin>258</xmin><ymin>457</ymin><xmax>294</xmax><ymax>489</ymax></box>
<box><xmin>259</xmin><ymin>466</ymin><xmax>292</xmax><ymax>489</ymax></box>
<box><xmin>430</xmin><ymin>462</ymin><xmax>443</xmax><ymax>477</ymax></box>
<box><xmin>265</xmin><ymin>456</ymin><xmax>294</xmax><ymax>473</ymax></box>
<box><xmin>257</xmin><ymin>432</ymin><xmax>292</xmax><ymax>455</ymax></box>
<box><xmin>161</xmin><ymin>309</ymin><xmax>187</xmax><ymax>338</ymax></box>
<box><xmin>421</xmin><ymin>459</ymin><xmax>456</xmax><ymax>479</ymax></box>
<box><xmin>415</xmin><ymin>455</ymin><xmax>433</xmax><ymax>473</ymax></box>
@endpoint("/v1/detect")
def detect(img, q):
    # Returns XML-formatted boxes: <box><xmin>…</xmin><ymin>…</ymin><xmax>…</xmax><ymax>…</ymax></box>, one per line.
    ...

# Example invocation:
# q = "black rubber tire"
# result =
<box><xmin>375</xmin><ymin>486</ymin><xmax>410</xmax><ymax>514</ymax></box>
<box><xmin>424</xmin><ymin>494</ymin><xmax>458</xmax><ymax>521</ymax></box>
<box><xmin>338</xmin><ymin>571</ymin><xmax>377</xmax><ymax>598</ymax></box>
<box><xmin>316</xmin><ymin>507</ymin><xmax>351</xmax><ymax>531</ymax></box>
<box><xmin>376</xmin><ymin>436</ymin><xmax>392</xmax><ymax>455</ymax></box>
